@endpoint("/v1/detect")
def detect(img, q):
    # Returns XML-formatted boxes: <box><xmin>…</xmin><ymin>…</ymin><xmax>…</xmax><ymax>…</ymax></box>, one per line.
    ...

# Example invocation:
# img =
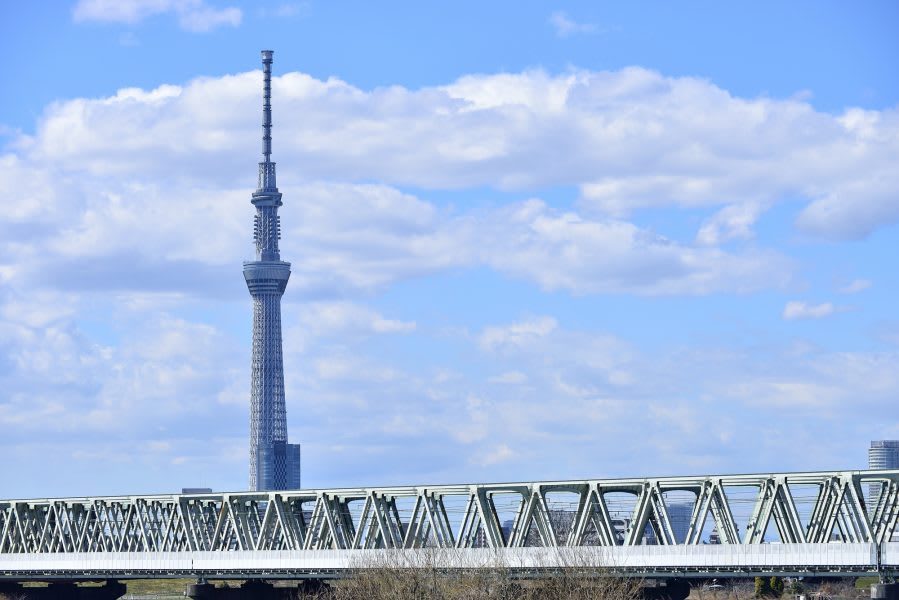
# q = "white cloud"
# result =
<box><xmin>696</xmin><ymin>202</ymin><xmax>765</xmax><ymax>245</ymax></box>
<box><xmin>312</xmin><ymin>355</ymin><xmax>401</xmax><ymax>383</ymax></box>
<box><xmin>0</xmin><ymin>290</ymin><xmax>78</xmax><ymax>328</ymax></box>
<box><xmin>729</xmin><ymin>380</ymin><xmax>843</xmax><ymax>409</ymax></box>
<box><xmin>477</xmin><ymin>199</ymin><xmax>791</xmax><ymax>295</ymax></box>
<box><xmin>782</xmin><ymin>301</ymin><xmax>841</xmax><ymax>320</ymax></box>
<box><xmin>177</xmin><ymin>4</ymin><xmax>241</xmax><ymax>32</ymax></box>
<box><xmin>488</xmin><ymin>371</ymin><xmax>528</xmax><ymax>385</ymax></box>
<box><xmin>372</xmin><ymin>317</ymin><xmax>416</xmax><ymax>334</ymax></box>
<box><xmin>478</xmin><ymin>317</ymin><xmax>634</xmax><ymax>386</ymax></box>
<box><xmin>73</xmin><ymin>0</ymin><xmax>241</xmax><ymax>32</ymax></box>
<box><xmin>282</xmin><ymin>183</ymin><xmax>467</xmax><ymax>295</ymax></box>
<box><xmin>259</xmin><ymin>3</ymin><xmax>308</xmax><ymax>18</ymax></box>
<box><xmin>792</xmin><ymin>108</ymin><xmax>899</xmax><ymax>239</ymax></box>
<box><xmin>16</xmin><ymin>66</ymin><xmax>899</xmax><ymax>240</ymax></box>
<box><xmin>649</xmin><ymin>403</ymin><xmax>700</xmax><ymax>435</ymax></box>
<box><xmin>3</xmin><ymin>272</ymin><xmax>898</xmax><ymax>495</ymax></box>
<box><xmin>480</xmin><ymin>316</ymin><xmax>557</xmax><ymax>352</ymax></box>
<box><xmin>839</xmin><ymin>279</ymin><xmax>872</xmax><ymax>294</ymax></box>
<box><xmin>282</xmin><ymin>190</ymin><xmax>793</xmax><ymax>297</ymax></box>
<box><xmin>549</xmin><ymin>11</ymin><xmax>597</xmax><ymax>38</ymax></box>
<box><xmin>73</xmin><ymin>0</ymin><xmax>179</xmax><ymax>23</ymax></box>
<box><xmin>0</xmin><ymin>153</ymin><xmax>790</xmax><ymax>297</ymax></box>
<box><xmin>477</xmin><ymin>444</ymin><xmax>515</xmax><ymax>466</ymax></box>
<box><xmin>0</xmin><ymin>298</ymin><xmax>243</xmax><ymax>446</ymax></box>
<box><xmin>298</xmin><ymin>302</ymin><xmax>416</xmax><ymax>336</ymax></box>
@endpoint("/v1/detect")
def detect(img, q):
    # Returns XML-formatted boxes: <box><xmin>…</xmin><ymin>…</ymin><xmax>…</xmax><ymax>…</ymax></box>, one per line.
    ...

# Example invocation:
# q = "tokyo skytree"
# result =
<box><xmin>244</xmin><ymin>50</ymin><xmax>300</xmax><ymax>491</ymax></box>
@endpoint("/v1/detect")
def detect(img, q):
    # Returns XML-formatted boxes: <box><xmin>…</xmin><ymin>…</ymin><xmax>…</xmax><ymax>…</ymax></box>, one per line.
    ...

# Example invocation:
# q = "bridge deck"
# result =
<box><xmin>0</xmin><ymin>544</ymin><xmax>896</xmax><ymax>580</ymax></box>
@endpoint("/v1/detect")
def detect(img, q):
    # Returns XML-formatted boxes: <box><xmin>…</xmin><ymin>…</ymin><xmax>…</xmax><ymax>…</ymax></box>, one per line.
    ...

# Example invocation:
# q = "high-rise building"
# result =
<box><xmin>244</xmin><ymin>50</ymin><xmax>300</xmax><ymax>491</ymax></box>
<box><xmin>869</xmin><ymin>440</ymin><xmax>899</xmax><ymax>502</ymax></box>
<box><xmin>667</xmin><ymin>502</ymin><xmax>693</xmax><ymax>544</ymax></box>
<box><xmin>870</xmin><ymin>440</ymin><xmax>899</xmax><ymax>470</ymax></box>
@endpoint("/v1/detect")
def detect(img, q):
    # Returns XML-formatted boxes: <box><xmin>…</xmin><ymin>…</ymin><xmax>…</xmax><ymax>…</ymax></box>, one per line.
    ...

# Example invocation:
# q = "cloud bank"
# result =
<box><xmin>1</xmin><ymin>64</ymin><xmax>896</xmax><ymax>496</ymax></box>
<box><xmin>21</xmin><ymin>67</ymin><xmax>899</xmax><ymax>241</ymax></box>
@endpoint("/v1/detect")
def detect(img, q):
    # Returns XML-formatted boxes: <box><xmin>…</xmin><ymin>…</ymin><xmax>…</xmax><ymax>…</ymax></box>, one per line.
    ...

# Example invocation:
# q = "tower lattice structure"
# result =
<box><xmin>244</xmin><ymin>50</ymin><xmax>300</xmax><ymax>491</ymax></box>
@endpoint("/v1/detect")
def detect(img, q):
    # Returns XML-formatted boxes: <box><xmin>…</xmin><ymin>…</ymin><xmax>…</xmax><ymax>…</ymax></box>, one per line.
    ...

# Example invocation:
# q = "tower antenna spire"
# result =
<box><xmin>261</xmin><ymin>50</ymin><xmax>273</xmax><ymax>165</ymax></box>
<box><xmin>257</xmin><ymin>50</ymin><xmax>277</xmax><ymax>192</ymax></box>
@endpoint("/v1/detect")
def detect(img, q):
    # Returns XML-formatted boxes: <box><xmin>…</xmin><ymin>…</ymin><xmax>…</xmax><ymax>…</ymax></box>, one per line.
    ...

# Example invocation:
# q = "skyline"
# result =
<box><xmin>1</xmin><ymin>1</ymin><xmax>898</xmax><ymax>499</ymax></box>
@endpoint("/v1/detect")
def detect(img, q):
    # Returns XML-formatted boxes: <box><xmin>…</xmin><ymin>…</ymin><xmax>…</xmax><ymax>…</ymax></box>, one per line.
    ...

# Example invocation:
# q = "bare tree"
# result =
<box><xmin>328</xmin><ymin>547</ymin><xmax>641</xmax><ymax>600</ymax></box>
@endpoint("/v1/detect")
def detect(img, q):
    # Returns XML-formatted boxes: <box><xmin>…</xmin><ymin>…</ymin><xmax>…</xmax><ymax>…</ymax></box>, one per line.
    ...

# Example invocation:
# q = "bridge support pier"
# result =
<box><xmin>0</xmin><ymin>582</ymin><xmax>23</xmax><ymax>598</ymax></box>
<box><xmin>872</xmin><ymin>583</ymin><xmax>899</xmax><ymax>600</ymax></box>
<box><xmin>642</xmin><ymin>578</ymin><xmax>691</xmax><ymax>600</ymax></box>
<box><xmin>0</xmin><ymin>580</ymin><xmax>125</xmax><ymax>600</ymax></box>
<box><xmin>185</xmin><ymin>581</ymin><xmax>216</xmax><ymax>598</ymax></box>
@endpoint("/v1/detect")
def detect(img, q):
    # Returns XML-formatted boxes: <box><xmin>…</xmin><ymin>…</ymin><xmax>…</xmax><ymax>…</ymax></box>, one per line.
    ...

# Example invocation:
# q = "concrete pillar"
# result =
<box><xmin>45</xmin><ymin>582</ymin><xmax>79</xmax><ymax>600</ymax></box>
<box><xmin>239</xmin><ymin>580</ymin><xmax>276</xmax><ymax>599</ymax></box>
<box><xmin>872</xmin><ymin>583</ymin><xmax>899</xmax><ymax>600</ymax></box>
<box><xmin>0</xmin><ymin>582</ymin><xmax>25</xmax><ymax>597</ymax></box>
<box><xmin>642</xmin><ymin>578</ymin><xmax>691</xmax><ymax>600</ymax></box>
<box><xmin>0</xmin><ymin>581</ymin><xmax>125</xmax><ymax>600</ymax></box>
<box><xmin>668</xmin><ymin>579</ymin><xmax>692</xmax><ymax>600</ymax></box>
<box><xmin>185</xmin><ymin>582</ymin><xmax>215</xmax><ymax>599</ymax></box>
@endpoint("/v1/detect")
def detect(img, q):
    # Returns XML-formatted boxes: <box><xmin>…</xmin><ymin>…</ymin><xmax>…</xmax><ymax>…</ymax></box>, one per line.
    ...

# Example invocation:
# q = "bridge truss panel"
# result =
<box><xmin>2</xmin><ymin>470</ymin><xmax>898</xmax><ymax>556</ymax></box>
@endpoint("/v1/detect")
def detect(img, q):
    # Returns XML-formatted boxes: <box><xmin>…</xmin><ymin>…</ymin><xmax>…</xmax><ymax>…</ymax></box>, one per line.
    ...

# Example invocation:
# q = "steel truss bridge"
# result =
<box><xmin>2</xmin><ymin>469</ymin><xmax>899</xmax><ymax>581</ymax></box>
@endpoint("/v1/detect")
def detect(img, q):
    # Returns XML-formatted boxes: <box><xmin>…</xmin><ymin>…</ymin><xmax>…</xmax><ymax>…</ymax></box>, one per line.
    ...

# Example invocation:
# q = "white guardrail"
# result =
<box><xmin>1</xmin><ymin>543</ymin><xmax>896</xmax><ymax>578</ymax></box>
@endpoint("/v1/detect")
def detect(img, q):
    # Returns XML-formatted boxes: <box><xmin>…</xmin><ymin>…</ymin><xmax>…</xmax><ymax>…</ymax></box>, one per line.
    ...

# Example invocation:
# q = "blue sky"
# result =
<box><xmin>1</xmin><ymin>1</ymin><xmax>898</xmax><ymax>499</ymax></box>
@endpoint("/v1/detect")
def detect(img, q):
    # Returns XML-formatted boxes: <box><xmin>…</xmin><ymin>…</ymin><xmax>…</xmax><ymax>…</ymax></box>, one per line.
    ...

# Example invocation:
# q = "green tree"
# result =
<box><xmin>770</xmin><ymin>576</ymin><xmax>785</xmax><ymax>598</ymax></box>
<box><xmin>787</xmin><ymin>579</ymin><xmax>805</xmax><ymax>595</ymax></box>
<box><xmin>756</xmin><ymin>577</ymin><xmax>773</xmax><ymax>598</ymax></box>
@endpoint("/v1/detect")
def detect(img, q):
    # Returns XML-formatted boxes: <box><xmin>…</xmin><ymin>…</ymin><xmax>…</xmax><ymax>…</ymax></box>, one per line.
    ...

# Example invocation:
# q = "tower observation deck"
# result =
<box><xmin>243</xmin><ymin>50</ymin><xmax>300</xmax><ymax>491</ymax></box>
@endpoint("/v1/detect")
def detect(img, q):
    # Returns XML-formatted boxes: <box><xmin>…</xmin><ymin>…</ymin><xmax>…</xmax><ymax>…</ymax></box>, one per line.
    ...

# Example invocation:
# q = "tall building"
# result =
<box><xmin>870</xmin><ymin>440</ymin><xmax>899</xmax><ymax>470</ymax></box>
<box><xmin>667</xmin><ymin>502</ymin><xmax>693</xmax><ymax>544</ymax></box>
<box><xmin>244</xmin><ymin>50</ymin><xmax>301</xmax><ymax>491</ymax></box>
<box><xmin>869</xmin><ymin>440</ymin><xmax>899</xmax><ymax>502</ymax></box>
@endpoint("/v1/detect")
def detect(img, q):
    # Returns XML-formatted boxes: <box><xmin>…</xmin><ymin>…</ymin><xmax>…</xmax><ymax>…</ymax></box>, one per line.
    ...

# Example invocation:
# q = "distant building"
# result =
<box><xmin>709</xmin><ymin>524</ymin><xmax>740</xmax><ymax>544</ymax></box>
<box><xmin>869</xmin><ymin>440</ymin><xmax>899</xmax><ymax>469</ymax></box>
<box><xmin>611</xmin><ymin>516</ymin><xmax>630</xmax><ymax>544</ymax></box>
<box><xmin>286</xmin><ymin>442</ymin><xmax>301</xmax><ymax>489</ymax></box>
<box><xmin>869</xmin><ymin>440</ymin><xmax>899</xmax><ymax>502</ymax></box>
<box><xmin>501</xmin><ymin>519</ymin><xmax>514</xmax><ymax>543</ymax></box>
<box><xmin>181</xmin><ymin>488</ymin><xmax>212</xmax><ymax>494</ymax></box>
<box><xmin>667</xmin><ymin>502</ymin><xmax>693</xmax><ymax>543</ymax></box>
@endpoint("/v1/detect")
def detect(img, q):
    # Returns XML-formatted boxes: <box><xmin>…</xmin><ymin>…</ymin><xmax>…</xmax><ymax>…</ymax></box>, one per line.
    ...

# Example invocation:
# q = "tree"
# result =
<box><xmin>770</xmin><ymin>576</ymin><xmax>785</xmax><ymax>598</ymax></box>
<box><xmin>755</xmin><ymin>577</ymin><xmax>773</xmax><ymax>598</ymax></box>
<box><xmin>787</xmin><ymin>579</ymin><xmax>805</xmax><ymax>596</ymax></box>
